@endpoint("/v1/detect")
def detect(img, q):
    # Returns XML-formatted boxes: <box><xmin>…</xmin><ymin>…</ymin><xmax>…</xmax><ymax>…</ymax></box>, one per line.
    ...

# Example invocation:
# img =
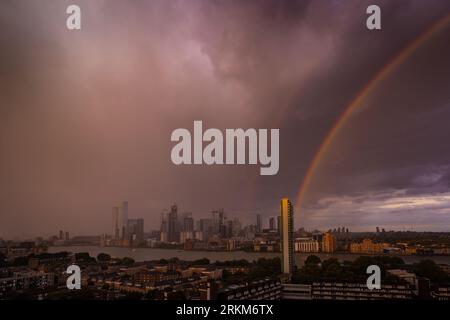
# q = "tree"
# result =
<box><xmin>413</xmin><ymin>260</ymin><xmax>449</xmax><ymax>284</ymax></box>
<box><xmin>101</xmin><ymin>283</ymin><xmax>110</xmax><ymax>290</ymax></box>
<box><xmin>146</xmin><ymin>289</ymin><xmax>161</xmax><ymax>300</ymax></box>
<box><xmin>292</xmin><ymin>263</ymin><xmax>321</xmax><ymax>284</ymax></box>
<box><xmin>121</xmin><ymin>292</ymin><xmax>143</xmax><ymax>300</ymax></box>
<box><xmin>0</xmin><ymin>253</ymin><xmax>7</xmax><ymax>268</ymax></box>
<box><xmin>305</xmin><ymin>255</ymin><xmax>321</xmax><ymax>266</ymax></box>
<box><xmin>192</xmin><ymin>258</ymin><xmax>210</xmax><ymax>265</ymax></box>
<box><xmin>75</xmin><ymin>252</ymin><xmax>94</xmax><ymax>262</ymax></box>
<box><xmin>167</xmin><ymin>291</ymin><xmax>186</xmax><ymax>300</ymax></box>
<box><xmin>97</xmin><ymin>253</ymin><xmax>111</xmax><ymax>262</ymax></box>
<box><xmin>121</xmin><ymin>257</ymin><xmax>135</xmax><ymax>266</ymax></box>
<box><xmin>12</xmin><ymin>256</ymin><xmax>28</xmax><ymax>267</ymax></box>
<box><xmin>321</xmin><ymin>258</ymin><xmax>340</xmax><ymax>270</ymax></box>
<box><xmin>324</xmin><ymin>262</ymin><xmax>343</xmax><ymax>278</ymax></box>
<box><xmin>168</xmin><ymin>257</ymin><xmax>180</xmax><ymax>264</ymax></box>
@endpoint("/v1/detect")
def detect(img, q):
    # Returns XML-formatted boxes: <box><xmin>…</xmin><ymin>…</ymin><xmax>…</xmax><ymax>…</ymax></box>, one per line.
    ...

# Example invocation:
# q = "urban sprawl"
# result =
<box><xmin>1</xmin><ymin>198</ymin><xmax>450</xmax><ymax>300</ymax></box>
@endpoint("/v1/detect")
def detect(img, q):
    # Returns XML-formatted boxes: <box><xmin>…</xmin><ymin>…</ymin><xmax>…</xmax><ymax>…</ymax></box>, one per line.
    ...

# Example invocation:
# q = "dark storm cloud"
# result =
<box><xmin>300</xmin><ymin>6</ymin><xmax>450</xmax><ymax>231</ymax></box>
<box><xmin>0</xmin><ymin>0</ymin><xmax>450</xmax><ymax>238</ymax></box>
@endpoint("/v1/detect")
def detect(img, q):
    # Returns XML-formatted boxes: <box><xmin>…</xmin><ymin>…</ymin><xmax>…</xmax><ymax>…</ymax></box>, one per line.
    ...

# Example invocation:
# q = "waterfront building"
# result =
<box><xmin>294</xmin><ymin>238</ymin><xmax>320</xmax><ymax>253</ymax></box>
<box><xmin>322</xmin><ymin>231</ymin><xmax>337</xmax><ymax>253</ymax></box>
<box><xmin>280</xmin><ymin>198</ymin><xmax>294</xmax><ymax>275</ymax></box>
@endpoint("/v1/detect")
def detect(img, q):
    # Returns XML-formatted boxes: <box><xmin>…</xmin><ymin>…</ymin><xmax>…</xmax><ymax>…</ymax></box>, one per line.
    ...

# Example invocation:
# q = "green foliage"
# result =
<box><xmin>168</xmin><ymin>257</ymin><xmax>180</xmax><ymax>264</ymax></box>
<box><xmin>31</xmin><ymin>251</ymin><xmax>70</xmax><ymax>260</ymax></box>
<box><xmin>0</xmin><ymin>253</ymin><xmax>6</xmax><ymax>268</ymax></box>
<box><xmin>75</xmin><ymin>252</ymin><xmax>96</xmax><ymax>263</ymax></box>
<box><xmin>120</xmin><ymin>257</ymin><xmax>135</xmax><ymax>266</ymax></box>
<box><xmin>145</xmin><ymin>289</ymin><xmax>159</xmax><ymax>300</ymax></box>
<box><xmin>221</xmin><ymin>257</ymin><xmax>280</xmax><ymax>285</ymax></box>
<box><xmin>47</xmin><ymin>288</ymin><xmax>97</xmax><ymax>300</ymax></box>
<box><xmin>167</xmin><ymin>290</ymin><xmax>186</xmax><ymax>300</ymax></box>
<box><xmin>304</xmin><ymin>255</ymin><xmax>321</xmax><ymax>265</ymax></box>
<box><xmin>97</xmin><ymin>253</ymin><xmax>111</xmax><ymax>262</ymax></box>
<box><xmin>192</xmin><ymin>258</ymin><xmax>210</xmax><ymax>265</ymax></box>
<box><xmin>413</xmin><ymin>260</ymin><xmax>449</xmax><ymax>284</ymax></box>
<box><xmin>215</xmin><ymin>259</ymin><xmax>250</xmax><ymax>267</ymax></box>
<box><xmin>101</xmin><ymin>283</ymin><xmax>110</xmax><ymax>290</ymax></box>
<box><xmin>119</xmin><ymin>291</ymin><xmax>143</xmax><ymax>300</ymax></box>
<box><xmin>293</xmin><ymin>255</ymin><xmax>408</xmax><ymax>284</ymax></box>
<box><xmin>12</xmin><ymin>256</ymin><xmax>28</xmax><ymax>267</ymax></box>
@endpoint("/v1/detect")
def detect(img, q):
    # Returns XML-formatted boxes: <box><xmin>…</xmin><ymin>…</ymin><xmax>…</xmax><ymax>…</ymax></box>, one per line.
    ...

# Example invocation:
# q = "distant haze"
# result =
<box><xmin>1</xmin><ymin>0</ymin><xmax>450</xmax><ymax>238</ymax></box>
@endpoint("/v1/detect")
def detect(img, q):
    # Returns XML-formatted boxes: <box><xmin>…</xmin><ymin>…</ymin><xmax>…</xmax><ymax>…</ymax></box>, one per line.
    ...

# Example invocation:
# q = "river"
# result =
<box><xmin>48</xmin><ymin>246</ymin><xmax>450</xmax><ymax>266</ymax></box>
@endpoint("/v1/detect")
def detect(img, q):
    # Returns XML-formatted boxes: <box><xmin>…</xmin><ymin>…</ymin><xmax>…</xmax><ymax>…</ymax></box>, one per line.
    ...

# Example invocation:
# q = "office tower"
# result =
<box><xmin>168</xmin><ymin>204</ymin><xmax>179</xmax><ymax>242</ymax></box>
<box><xmin>322</xmin><ymin>231</ymin><xmax>337</xmax><ymax>253</ymax></box>
<box><xmin>160</xmin><ymin>213</ymin><xmax>168</xmax><ymax>242</ymax></box>
<box><xmin>120</xmin><ymin>201</ymin><xmax>129</xmax><ymax>239</ymax></box>
<box><xmin>180</xmin><ymin>213</ymin><xmax>194</xmax><ymax>243</ymax></box>
<box><xmin>212</xmin><ymin>210</ymin><xmax>219</xmax><ymax>234</ymax></box>
<box><xmin>199</xmin><ymin>218</ymin><xmax>213</xmax><ymax>242</ymax></box>
<box><xmin>65</xmin><ymin>232</ymin><xmax>70</xmax><ymax>241</ymax></box>
<box><xmin>112</xmin><ymin>206</ymin><xmax>120</xmax><ymax>240</ymax></box>
<box><xmin>277</xmin><ymin>216</ymin><xmax>281</xmax><ymax>235</ymax></box>
<box><xmin>280</xmin><ymin>198</ymin><xmax>294</xmax><ymax>275</ymax></box>
<box><xmin>212</xmin><ymin>209</ymin><xmax>226</xmax><ymax>237</ymax></box>
<box><xmin>59</xmin><ymin>230</ymin><xmax>63</xmax><ymax>240</ymax></box>
<box><xmin>269</xmin><ymin>217</ymin><xmax>275</xmax><ymax>230</ymax></box>
<box><xmin>256</xmin><ymin>214</ymin><xmax>262</xmax><ymax>233</ymax></box>
<box><xmin>232</xmin><ymin>217</ymin><xmax>242</xmax><ymax>236</ymax></box>
<box><xmin>127</xmin><ymin>218</ymin><xmax>144</xmax><ymax>242</ymax></box>
<box><xmin>183</xmin><ymin>213</ymin><xmax>194</xmax><ymax>232</ymax></box>
<box><xmin>219</xmin><ymin>209</ymin><xmax>227</xmax><ymax>238</ymax></box>
<box><xmin>227</xmin><ymin>220</ymin><xmax>233</xmax><ymax>238</ymax></box>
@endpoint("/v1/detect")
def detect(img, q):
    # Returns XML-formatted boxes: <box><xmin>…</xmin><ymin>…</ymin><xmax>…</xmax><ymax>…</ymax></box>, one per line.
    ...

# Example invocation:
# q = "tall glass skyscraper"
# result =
<box><xmin>280</xmin><ymin>198</ymin><xmax>294</xmax><ymax>275</ymax></box>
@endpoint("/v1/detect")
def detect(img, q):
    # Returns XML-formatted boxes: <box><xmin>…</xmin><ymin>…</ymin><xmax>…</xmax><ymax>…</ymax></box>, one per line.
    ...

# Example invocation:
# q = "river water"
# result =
<box><xmin>48</xmin><ymin>246</ymin><xmax>450</xmax><ymax>266</ymax></box>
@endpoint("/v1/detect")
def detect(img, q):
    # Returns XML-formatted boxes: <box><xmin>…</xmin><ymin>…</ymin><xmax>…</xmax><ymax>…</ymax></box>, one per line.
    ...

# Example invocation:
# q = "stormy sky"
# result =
<box><xmin>1</xmin><ymin>0</ymin><xmax>450</xmax><ymax>238</ymax></box>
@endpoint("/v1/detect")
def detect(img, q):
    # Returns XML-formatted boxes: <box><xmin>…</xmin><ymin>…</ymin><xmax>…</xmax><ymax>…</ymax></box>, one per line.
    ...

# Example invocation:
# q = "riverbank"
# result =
<box><xmin>48</xmin><ymin>246</ymin><xmax>450</xmax><ymax>266</ymax></box>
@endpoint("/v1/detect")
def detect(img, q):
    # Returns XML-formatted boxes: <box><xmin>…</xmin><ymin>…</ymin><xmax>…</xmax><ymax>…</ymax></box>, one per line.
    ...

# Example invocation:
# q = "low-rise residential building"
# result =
<box><xmin>217</xmin><ymin>278</ymin><xmax>281</xmax><ymax>300</ymax></box>
<box><xmin>294</xmin><ymin>238</ymin><xmax>320</xmax><ymax>253</ymax></box>
<box><xmin>0</xmin><ymin>271</ymin><xmax>55</xmax><ymax>298</ymax></box>
<box><xmin>350</xmin><ymin>239</ymin><xmax>389</xmax><ymax>254</ymax></box>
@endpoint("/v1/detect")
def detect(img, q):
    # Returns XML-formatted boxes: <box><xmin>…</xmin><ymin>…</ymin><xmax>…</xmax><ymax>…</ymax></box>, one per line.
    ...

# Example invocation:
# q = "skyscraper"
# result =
<box><xmin>198</xmin><ymin>218</ymin><xmax>213</xmax><ymax>242</ymax></box>
<box><xmin>112</xmin><ymin>206</ymin><xmax>120</xmax><ymax>240</ymax></box>
<box><xmin>127</xmin><ymin>218</ymin><xmax>144</xmax><ymax>243</ymax></box>
<box><xmin>160</xmin><ymin>212</ymin><xmax>168</xmax><ymax>242</ymax></box>
<box><xmin>121</xmin><ymin>201</ymin><xmax>129</xmax><ymax>240</ymax></box>
<box><xmin>277</xmin><ymin>216</ymin><xmax>281</xmax><ymax>235</ymax></box>
<box><xmin>168</xmin><ymin>204</ymin><xmax>179</xmax><ymax>242</ymax></box>
<box><xmin>269</xmin><ymin>217</ymin><xmax>275</xmax><ymax>230</ymax></box>
<box><xmin>183</xmin><ymin>213</ymin><xmax>194</xmax><ymax>232</ymax></box>
<box><xmin>180</xmin><ymin>213</ymin><xmax>194</xmax><ymax>243</ymax></box>
<box><xmin>280</xmin><ymin>198</ymin><xmax>294</xmax><ymax>275</ymax></box>
<box><xmin>256</xmin><ymin>214</ymin><xmax>262</xmax><ymax>233</ymax></box>
<box><xmin>212</xmin><ymin>209</ymin><xmax>226</xmax><ymax>237</ymax></box>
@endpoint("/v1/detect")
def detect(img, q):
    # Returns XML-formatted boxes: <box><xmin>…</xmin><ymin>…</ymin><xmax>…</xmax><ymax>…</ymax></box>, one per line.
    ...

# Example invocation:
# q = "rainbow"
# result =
<box><xmin>295</xmin><ymin>13</ymin><xmax>450</xmax><ymax>211</ymax></box>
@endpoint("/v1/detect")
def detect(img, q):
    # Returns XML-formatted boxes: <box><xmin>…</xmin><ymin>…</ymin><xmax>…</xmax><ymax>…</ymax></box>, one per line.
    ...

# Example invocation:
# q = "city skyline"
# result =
<box><xmin>1</xmin><ymin>1</ymin><xmax>450</xmax><ymax>239</ymax></box>
<box><xmin>4</xmin><ymin>198</ymin><xmax>448</xmax><ymax>241</ymax></box>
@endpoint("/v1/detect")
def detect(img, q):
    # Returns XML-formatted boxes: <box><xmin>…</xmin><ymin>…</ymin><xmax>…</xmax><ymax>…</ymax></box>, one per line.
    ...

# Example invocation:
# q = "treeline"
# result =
<box><xmin>292</xmin><ymin>255</ymin><xmax>450</xmax><ymax>286</ymax></box>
